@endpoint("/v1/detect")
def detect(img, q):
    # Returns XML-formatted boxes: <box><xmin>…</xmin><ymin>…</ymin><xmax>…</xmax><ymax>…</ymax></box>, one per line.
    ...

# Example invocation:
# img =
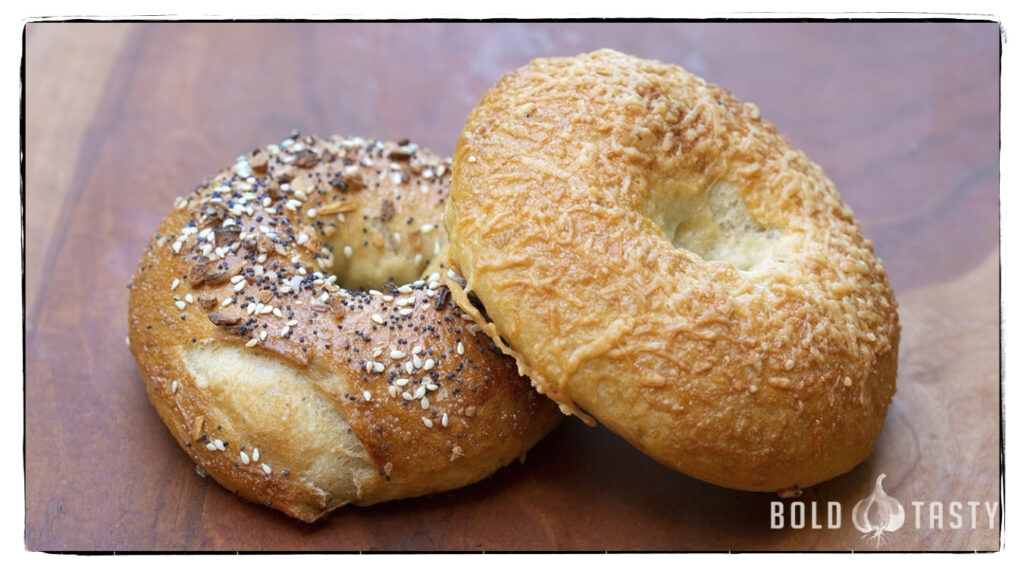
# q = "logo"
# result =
<box><xmin>852</xmin><ymin>474</ymin><xmax>905</xmax><ymax>547</ymax></box>
<box><xmin>769</xmin><ymin>472</ymin><xmax>999</xmax><ymax>548</ymax></box>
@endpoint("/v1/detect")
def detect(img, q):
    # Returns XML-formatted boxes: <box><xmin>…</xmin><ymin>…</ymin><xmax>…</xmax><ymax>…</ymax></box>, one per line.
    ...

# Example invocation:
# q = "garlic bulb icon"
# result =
<box><xmin>853</xmin><ymin>474</ymin><xmax>904</xmax><ymax>547</ymax></box>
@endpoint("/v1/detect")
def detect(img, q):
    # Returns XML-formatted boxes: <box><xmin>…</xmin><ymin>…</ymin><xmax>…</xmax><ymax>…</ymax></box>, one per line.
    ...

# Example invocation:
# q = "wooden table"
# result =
<box><xmin>24</xmin><ymin>21</ymin><xmax>1000</xmax><ymax>551</ymax></box>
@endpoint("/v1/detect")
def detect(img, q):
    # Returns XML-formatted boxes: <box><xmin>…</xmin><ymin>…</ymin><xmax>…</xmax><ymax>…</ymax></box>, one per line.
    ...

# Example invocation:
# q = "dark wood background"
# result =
<box><xmin>24</xmin><ymin>22</ymin><xmax>1000</xmax><ymax>551</ymax></box>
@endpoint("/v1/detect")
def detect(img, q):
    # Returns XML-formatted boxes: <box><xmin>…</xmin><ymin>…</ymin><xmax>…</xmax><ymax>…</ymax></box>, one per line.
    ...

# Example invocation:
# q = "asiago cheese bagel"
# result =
<box><xmin>444</xmin><ymin>50</ymin><xmax>900</xmax><ymax>492</ymax></box>
<box><xmin>128</xmin><ymin>133</ymin><xmax>562</xmax><ymax>522</ymax></box>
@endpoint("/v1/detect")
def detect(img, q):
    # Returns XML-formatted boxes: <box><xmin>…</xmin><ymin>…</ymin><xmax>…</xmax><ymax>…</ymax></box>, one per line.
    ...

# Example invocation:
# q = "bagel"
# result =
<box><xmin>444</xmin><ymin>50</ymin><xmax>900</xmax><ymax>492</ymax></box>
<box><xmin>128</xmin><ymin>133</ymin><xmax>562</xmax><ymax>522</ymax></box>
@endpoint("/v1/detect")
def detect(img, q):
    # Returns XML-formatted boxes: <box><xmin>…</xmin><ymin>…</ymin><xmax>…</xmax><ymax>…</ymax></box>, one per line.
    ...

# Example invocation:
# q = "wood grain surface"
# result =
<box><xmin>24</xmin><ymin>21</ymin><xmax>1000</xmax><ymax>551</ymax></box>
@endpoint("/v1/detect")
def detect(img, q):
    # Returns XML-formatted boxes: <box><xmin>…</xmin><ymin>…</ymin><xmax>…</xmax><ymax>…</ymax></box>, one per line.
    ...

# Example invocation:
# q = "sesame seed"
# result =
<box><xmin>234</xmin><ymin>280</ymin><xmax>247</xmax><ymax>292</ymax></box>
<box><xmin>175</xmin><ymin>300</ymin><xmax>186</xmax><ymax>311</ymax></box>
<box><xmin>280</xmin><ymin>326</ymin><xmax>291</xmax><ymax>337</ymax></box>
<box><xmin>391</xmin><ymin>349</ymin><xmax>406</xmax><ymax>359</ymax></box>
<box><xmin>171</xmin><ymin>278</ymin><xmax>180</xmax><ymax>291</ymax></box>
<box><xmin>372</xmin><ymin>347</ymin><xmax>383</xmax><ymax>358</ymax></box>
<box><xmin>405</xmin><ymin>361</ymin><xmax>414</xmax><ymax>375</ymax></box>
<box><xmin>398</xmin><ymin>285</ymin><xmax>413</xmax><ymax>294</ymax></box>
<box><xmin>185</xmin><ymin>293</ymin><xmax>194</xmax><ymax>304</ymax></box>
<box><xmin>259</xmin><ymin>330</ymin><xmax>268</xmax><ymax>341</ymax></box>
<box><xmin>457</xmin><ymin>342</ymin><xmax>465</xmax><ymax>355</ymax></box>
<box><xmin>373</xmin><ymin>362</ymin><xmax>386</xmax><ymax>373</ymax></box>
<box><xmin>247</xmin><ymin>302</ymin><xmax>257</xmax><ymax>315</ymax></box>
<box><xmin>230</xmin><ymin>275</ymin><xmax>245</xmax><ymax>284</ymax></box>
<box><xmin>363</xmin><ymin>390</ymin><xmax>372</xmax><ymax>401</ymax></box>
<box><xmin>214</xmin><ymin>439</ymin><xmax>225</xmax><ymax>451</ymax></box>
<box><xmin>420</xmin><ymin>224</ymin><xmax>433</xmax><ymax>234</ymax></box>
<box><xmin>442</xmin><ymin>413</ymin><xmax>449</xmax><ymax>427</ymax></box>
<box><xmin>286</xmin><ymin>320</ymin><xmax>299</xmax><ymax>327</ymax></box>
<box><xmin>422</xmin><ymin>417</ymin><xmax>433</xmax><ymax>428</ymax></box>
<box><xmin>395</xmin><ymin>378</ymin><xmax>409</xmax><ymax>387</ymax></box>
<box><xmin>422</xmin><ymin>358</ymin><xmax>435</xmax><ymax>371</ymax></box>
<box><xmin>343</xmin><ymin>246</ymin><xmax>353</xmax><ymax>258</ymax></box>
<box><xmin>372</xmin><ymin>314</ymin><xmax>385</xmax><ymax>325</ymax></box>
<box><xmin>785</xmin><ymin>359</ymin><xmax>795</xmax><ymax>370</ymax></box>
<box><xmin>253</xmin><ymin>448</ymin><xmax>260</xmax><ymax>462</ymax></box>
<box><xmin>388</xmin><ymin>386</ymin><xmax>398</xmax><ymax>397</ymax></box>
<box><xmin>171</xmin><ymin>380</ymin><xmax>179</xmax><ymax>393</ymax></box>
<box><xmin>412</xmin><ymin>345</ymin><xmax>423</xmax><ymax>355</ymax></box>
<box><xmin>420</xmin><ymin>397</ymin><xmax>430</xmax><ymax>409</ymax></box>
<box><xmin>412</xmin><ymin>354</ymin><xmax>423</xmax><ymax>369</ymax></box>
<box><xmin>262</xmin><ymin>463</ymin><xmax>272</xmax><ymax>474</ymax></box>
<box><xmin>399</xmin><ymin>308</ymin><xmax>413</xmax><ymax>316</ymax></box>
<box><xmin>297</xmin><ymin>232</ymin><xmax>310</xmax><ymax>245</ymax></box>
<box><xmin>245</xmin><ymin>338</ymin><xmax>259</xmax><ymax>348</ymax></box>
<box><xmin>221</xmin><ymin>297</ymin><xmax>234</xmax><ymax>307</ymax></box>
<box><xmin>205</xmin><ymin>442</ymin><xmax>217</xmax><ymax>451</ymax></box>
<box><xmin>240</xmin><ymin>451</ymin><xmax>250</xmax><ymax>464</ymax></box>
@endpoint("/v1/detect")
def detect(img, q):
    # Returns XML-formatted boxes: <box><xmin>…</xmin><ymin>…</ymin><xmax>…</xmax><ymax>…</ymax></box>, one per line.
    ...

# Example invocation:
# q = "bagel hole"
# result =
<box><xmin>327</xmin><ymin>217</ymin><xmax>435</xmax><ymax>292</ymax></box>
<box><xmin>651</xmin><ymin>180</ymin><xmax>780</xmax><ymax>271</ymax></box>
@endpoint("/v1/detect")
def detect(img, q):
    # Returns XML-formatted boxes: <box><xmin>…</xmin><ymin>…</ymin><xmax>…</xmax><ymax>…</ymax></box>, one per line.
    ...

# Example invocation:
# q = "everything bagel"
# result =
<box><xmin>128</xmin><ymin>134</ymin><xmax>562</xmax><ymax>522</ymax></box>
<box><xmin>444</xmin><ymin>50</ymin><xmax>900</xmax><ymax>492</ymax></box>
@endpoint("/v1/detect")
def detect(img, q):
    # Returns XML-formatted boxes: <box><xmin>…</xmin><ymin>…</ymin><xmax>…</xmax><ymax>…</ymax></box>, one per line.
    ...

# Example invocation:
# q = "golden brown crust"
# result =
<box><xmin>445</xmin><ymin>50</ymin><xmax>900</xmax><ymax>491</ymax></box>
<box><xmin>129</xmin><ymin>134</ymin><xmax>562</xmax><ymax>522</ymax></box>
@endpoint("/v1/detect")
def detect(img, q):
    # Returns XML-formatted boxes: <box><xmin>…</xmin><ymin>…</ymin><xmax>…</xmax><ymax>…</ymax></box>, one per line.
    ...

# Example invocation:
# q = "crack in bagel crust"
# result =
<box><xmin>445</xmin><ymin>50</ymin><xmax>900</xmax><ymax>492</ymax></box>
<box><xmin>128</xmin><ymin>134</ymin><xmax>562</xmax><ymax>521</ymax></box>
